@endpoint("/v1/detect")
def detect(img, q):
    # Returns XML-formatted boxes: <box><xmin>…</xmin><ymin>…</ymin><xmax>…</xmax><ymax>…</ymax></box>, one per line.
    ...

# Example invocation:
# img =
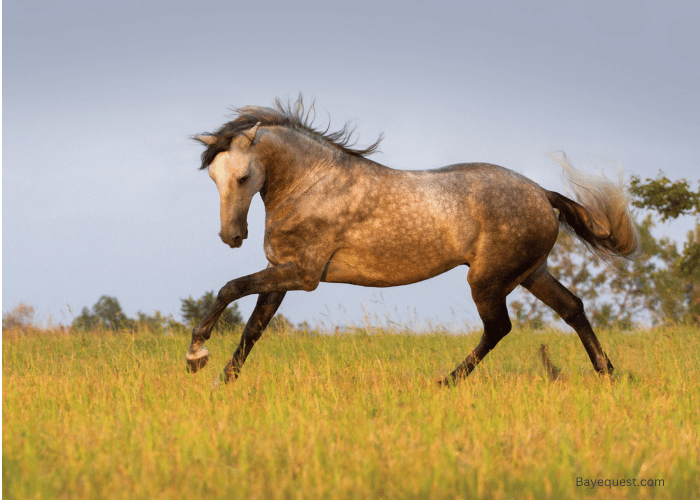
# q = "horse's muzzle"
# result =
<box><xmin>219</xmin><ymin>226</ymin><xmax>248</xmax><ymax>248</ymax></box>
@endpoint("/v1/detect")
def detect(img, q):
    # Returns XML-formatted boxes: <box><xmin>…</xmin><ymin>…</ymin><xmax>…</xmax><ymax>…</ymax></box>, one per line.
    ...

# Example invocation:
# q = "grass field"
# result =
<box><xmin>3</xmin><ymin>324</ymin><xmax>699</xmax><ymax>499</ymax></box>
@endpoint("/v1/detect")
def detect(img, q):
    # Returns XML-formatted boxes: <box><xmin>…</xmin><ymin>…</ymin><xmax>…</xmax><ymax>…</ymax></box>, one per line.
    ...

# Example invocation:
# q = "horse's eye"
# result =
<box><xmin>238</xmin><ymin>175</ymin><xmax>250</xmax><ymax>185</ymax></box>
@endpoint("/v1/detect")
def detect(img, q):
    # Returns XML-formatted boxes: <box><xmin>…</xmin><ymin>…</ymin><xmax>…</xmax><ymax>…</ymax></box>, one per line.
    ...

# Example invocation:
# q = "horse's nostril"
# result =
<box><xmin>233</xmin><ymin>236</ymin><xmax>242</xmax><ymax>247</ymax></box>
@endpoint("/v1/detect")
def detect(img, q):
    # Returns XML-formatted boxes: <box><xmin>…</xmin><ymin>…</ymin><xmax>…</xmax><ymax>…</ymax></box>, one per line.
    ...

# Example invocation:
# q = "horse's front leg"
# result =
<box><xmin>186</xmin><ymin>262</ymin><xmax>302</xmax><ymax>374</ymax></box>
<box><xmin>219</xmin><ymin>291</ymin><xmax>286</xmax><ymax>383</ymax></box>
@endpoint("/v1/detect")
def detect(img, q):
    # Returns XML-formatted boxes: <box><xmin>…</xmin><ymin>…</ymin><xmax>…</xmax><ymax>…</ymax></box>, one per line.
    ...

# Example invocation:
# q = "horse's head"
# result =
<box><xmin>195</xmin><ymin>123</ymin><xmax>266</xmax><ymax>248</ymax></box>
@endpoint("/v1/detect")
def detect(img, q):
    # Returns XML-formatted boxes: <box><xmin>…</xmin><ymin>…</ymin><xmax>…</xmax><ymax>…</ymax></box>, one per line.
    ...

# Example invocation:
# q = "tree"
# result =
<box><xmin>630</xmin><ymin>172</ymin><xmax>699</xmax><ymax>323</ymax></box>
<box><xmin>73</xmin><ymin>307</ymin><xmax>100</xmax><ymax>331</ymax></box>
<box><xmin>629</xmin><ymin>172</ymin><xmax>700</xmax><ymax>221</ymax></box>
<box><xmin>180</xmin><ymin>291</ymin><xmax>243</xmax><ymax>332</ymax></box>
<box><xmin>72</xmin><ymin>295</ymin><xmax>133</xmax><ymax>331</ymax></box>
<box><xmin>133</xmin><ymin>311</ymin><xmax>184</xmax><ymax>333</ymax></box>
<box><xmin>94</xmin><ymin>296</ymin><xmax>131</xmax><ymax>330</ymax></box>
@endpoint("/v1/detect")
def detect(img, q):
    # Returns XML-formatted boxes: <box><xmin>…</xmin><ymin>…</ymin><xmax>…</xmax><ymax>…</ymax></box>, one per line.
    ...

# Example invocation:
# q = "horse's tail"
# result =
<box><xmin>545</xmin><ymin>154</ymin><xmax>639</xmax><ymax>260</ymax></box>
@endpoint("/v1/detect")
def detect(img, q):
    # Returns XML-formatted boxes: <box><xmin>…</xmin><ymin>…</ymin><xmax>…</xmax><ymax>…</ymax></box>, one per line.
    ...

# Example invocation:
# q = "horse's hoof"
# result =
<box><xmin>186</xmin><ymin>347</ymin><xmax>210</xmax><ymax>373</ymax></box>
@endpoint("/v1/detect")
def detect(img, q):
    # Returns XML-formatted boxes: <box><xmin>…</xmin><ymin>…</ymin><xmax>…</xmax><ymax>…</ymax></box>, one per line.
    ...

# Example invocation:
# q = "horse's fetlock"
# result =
<box><xmin>191</xmin><ymin>326</ymin><xmax>209</xmax><ymax>343</ymax></box>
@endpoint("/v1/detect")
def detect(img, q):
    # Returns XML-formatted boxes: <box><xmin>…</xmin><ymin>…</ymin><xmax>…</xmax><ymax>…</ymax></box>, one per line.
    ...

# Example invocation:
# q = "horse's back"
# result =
<box><xmin>403</xmin><ymin>162</ymin><xmax>557</xmax><ymax>240</ymax></box>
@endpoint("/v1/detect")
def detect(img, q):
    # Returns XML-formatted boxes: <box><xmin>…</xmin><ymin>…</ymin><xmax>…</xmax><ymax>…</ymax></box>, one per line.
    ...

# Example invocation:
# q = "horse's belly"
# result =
<box><xmin>322</xmin><ymin>243</ymin><xmax>465</xmax><ymax>287</ymax></box>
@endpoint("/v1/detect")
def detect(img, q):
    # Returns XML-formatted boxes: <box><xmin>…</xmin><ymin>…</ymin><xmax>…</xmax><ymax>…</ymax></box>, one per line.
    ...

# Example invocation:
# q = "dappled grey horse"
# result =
<box><xmin>186</xmin><ymin>97</ymin><xmax>638</xmax><ymax>385</ymax></box>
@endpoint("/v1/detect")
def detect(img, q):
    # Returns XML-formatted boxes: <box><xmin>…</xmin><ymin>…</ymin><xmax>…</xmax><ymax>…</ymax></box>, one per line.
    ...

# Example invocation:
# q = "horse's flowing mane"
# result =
<box><xmin>196</xmin><ymin>95</ymin><xmax>384</xmax><ymax>169</ymax></box>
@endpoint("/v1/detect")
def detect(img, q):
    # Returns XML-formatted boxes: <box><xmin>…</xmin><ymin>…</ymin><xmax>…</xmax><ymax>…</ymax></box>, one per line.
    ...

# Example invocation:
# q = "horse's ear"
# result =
<box><xmin>243</xmin><ymin>122</ymin><xmax>263</xmax><ymax>146</ymax></box>
<box><xmin>193</xmin><ymin>135</ymin><xmax>217</xmax><ymax>146</ymax></box>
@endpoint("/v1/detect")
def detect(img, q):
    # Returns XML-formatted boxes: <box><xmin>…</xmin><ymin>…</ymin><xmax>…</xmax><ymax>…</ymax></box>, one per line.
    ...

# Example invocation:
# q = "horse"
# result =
<box><xmin>186</xmin><ymin>97</ymin><xmax>639</xmax><ymax>385</ymax></box>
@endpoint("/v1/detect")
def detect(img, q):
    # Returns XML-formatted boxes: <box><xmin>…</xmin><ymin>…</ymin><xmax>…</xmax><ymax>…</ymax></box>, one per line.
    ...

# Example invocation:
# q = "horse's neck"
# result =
<box><xmin>259</xmin><ymin>132</ymin><xmax>341</xmax><ymax>210</ymax></box>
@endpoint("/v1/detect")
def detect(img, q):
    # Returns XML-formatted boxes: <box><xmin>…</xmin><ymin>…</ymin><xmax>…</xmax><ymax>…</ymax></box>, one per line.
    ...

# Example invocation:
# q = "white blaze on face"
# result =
<box><xmin>208</xmin><ymin>141</ymin><xmax>264</xmax><ymax>248</ymax></box>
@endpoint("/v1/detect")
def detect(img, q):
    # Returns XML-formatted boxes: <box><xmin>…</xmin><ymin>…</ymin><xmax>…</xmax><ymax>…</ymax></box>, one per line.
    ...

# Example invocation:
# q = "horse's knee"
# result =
<box><xmin>217</xmin><ymin>283</ymin><xmax>239</xmax><ymax>304</ymax></box>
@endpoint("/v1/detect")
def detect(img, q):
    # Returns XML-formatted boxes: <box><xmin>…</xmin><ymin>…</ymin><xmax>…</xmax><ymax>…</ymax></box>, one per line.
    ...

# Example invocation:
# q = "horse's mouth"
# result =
<box><xmin>221</xmin><ymin>227</ymin><xmax>248</xmax><ymax>248</ymax></box>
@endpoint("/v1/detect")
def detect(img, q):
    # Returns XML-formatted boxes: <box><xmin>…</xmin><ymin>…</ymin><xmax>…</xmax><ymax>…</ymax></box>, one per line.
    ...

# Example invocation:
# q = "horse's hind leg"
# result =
<box><xmin>220</xmin><ymin>291</ymin><xmax>286</xmax><ymax>383</ymax></box>
<box><xmin>522</xmin><ymin>269</ymin><xmax>614</xmax><ymax>375</ymax></box>
<box><xmin>441</xmin><ymin>282</ymin><xmax>512</xmax><ymax>385</ymax></box>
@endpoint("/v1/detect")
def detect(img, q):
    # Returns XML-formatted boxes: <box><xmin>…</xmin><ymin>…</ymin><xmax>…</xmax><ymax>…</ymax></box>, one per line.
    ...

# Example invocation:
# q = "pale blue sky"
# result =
<box><xmin>3</xmin><ymin>0</ymin><xmax>699</xmax><ymax>329</ymax></box>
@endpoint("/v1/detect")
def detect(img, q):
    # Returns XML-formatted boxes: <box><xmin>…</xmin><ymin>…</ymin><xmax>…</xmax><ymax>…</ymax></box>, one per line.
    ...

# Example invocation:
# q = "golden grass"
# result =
<box><xmin>3</xmin><ymin>326</ymin><xmax>699</xmax><ymax>499</ymax></box>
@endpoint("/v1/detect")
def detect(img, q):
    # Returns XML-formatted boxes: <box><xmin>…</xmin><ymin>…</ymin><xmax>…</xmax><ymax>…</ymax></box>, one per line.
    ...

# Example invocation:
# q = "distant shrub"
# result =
<box><xmin>2</xmin><ymin>303</ymin><xmax>36</xmax><ymax>330</ymax></box>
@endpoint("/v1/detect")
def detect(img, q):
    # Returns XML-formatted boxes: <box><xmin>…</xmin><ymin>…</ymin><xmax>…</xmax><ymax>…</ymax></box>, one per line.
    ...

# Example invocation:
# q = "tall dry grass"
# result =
<box><xmin>3</xmin><ymin>325</ymin><xmax>699</xmax><ymax>499</ymax></box>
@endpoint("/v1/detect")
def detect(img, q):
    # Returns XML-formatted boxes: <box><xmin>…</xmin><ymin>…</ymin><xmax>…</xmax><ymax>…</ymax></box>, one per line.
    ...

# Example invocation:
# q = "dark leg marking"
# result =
<box><xmin>220</xmin><ymin>291</ymin><xmax>286</xmax><ymax>383</ymax></box>
<box><xmin>187</xmin><ymin>263</ymin><xmax>301</xmax><ymax>374</ymax></box>
<box><xmin>440</xmin><ymin>296</ymin><xmax>512</xmax><ymax>386</ymax></box>
<box><xmin>523</xmin><ymin>270</ymin><xmax>614</xmax><ymax>375</ymax></box>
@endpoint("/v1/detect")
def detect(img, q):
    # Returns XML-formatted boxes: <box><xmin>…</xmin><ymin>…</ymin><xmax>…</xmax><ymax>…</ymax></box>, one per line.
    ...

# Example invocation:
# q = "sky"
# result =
<box><xmin>3</xmin><ymin>0</ymin><xmax>699</xmax><ymax>330</ymax></box>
